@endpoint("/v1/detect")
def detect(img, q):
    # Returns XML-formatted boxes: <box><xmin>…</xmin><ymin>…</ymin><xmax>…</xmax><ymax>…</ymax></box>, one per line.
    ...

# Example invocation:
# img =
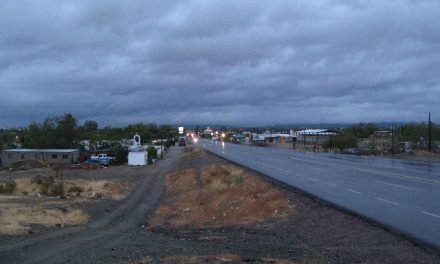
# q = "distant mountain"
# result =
<box><xmin>180</xmin><ymin>122</ymin><xmax>409</xmax><ymax>130</ymax></box>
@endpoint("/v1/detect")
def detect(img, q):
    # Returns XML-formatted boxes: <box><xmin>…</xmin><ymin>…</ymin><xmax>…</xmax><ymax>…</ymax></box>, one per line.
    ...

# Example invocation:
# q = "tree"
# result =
<box><xmin>323</xmin><ymin>134</ymin><xmax>358</xmax><ymax>152</ymax></box>
<box><xmin>79</xmin><ymin>120</ymin><xmax>98</xmax><ymax>140</ymax></box>
<box><xmin>22</xmin><ymin>113</ymin><xmax>79</xmax><ymax>148</ymax></box>
<box><xmin>344</xmin><ymin>123</ymin><xmax>378</xmax><ymax>138</ymax></box>
<box><xmin>58</xmin><ymin>113</ymin><xmax>77</xmax><ymax>148</ymax></box>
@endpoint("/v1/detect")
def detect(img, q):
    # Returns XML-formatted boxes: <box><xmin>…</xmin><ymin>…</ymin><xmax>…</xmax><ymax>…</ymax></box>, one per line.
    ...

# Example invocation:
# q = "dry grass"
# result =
<box><xmin>0</xmin><ymin>175</ymin><xmax>129</xmax><ymax>235</ymax></box>
<box><xmin>12</xmin><ymin>178</ymin><xmax>129</xmax><ymax>200</ymax></box>
<box><xmin>149</xmin><ymin>164</ymin><xmax>294</xmax><ymax>228</ymax></box>
<box><xmin>0</xmin><ymin>202</ymin><xmax>88</xmax><ymax>235</ymax></box>
<box><xmin>181</xmin><ymin>147</ymin><xmax>204</xmax><ymax>158</ymax></box>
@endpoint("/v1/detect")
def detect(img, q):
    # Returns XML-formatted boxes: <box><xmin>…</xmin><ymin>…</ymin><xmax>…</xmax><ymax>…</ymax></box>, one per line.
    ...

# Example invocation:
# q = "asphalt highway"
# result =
<box><xmin>198</xmin><ymin>140</ymin><xmax>440</xmax><ymax>249</ymax></box>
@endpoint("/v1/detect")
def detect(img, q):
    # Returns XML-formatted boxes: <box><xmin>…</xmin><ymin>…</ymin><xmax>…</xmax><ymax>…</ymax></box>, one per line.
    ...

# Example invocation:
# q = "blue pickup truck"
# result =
<box><xmin>88</xmin><ymin>154</ymin><xmax>114</xmax><ymax>165</ymax></box>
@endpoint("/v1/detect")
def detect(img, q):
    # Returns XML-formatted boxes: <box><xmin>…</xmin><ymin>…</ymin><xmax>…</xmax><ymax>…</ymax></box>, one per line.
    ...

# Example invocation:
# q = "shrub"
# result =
<box><xmin>229</xmin><ymin>168</ymin><xmax>245</xmax><ymax>186</ymax></box>
<box><xmin>30</xmin><ymin>175</ymin><xmax>65</xmax><ymax>197</ymax></box>
<box><xmin>0</xmin><ymin>179</ymin><xmax>16</xmax><ymax>194</ymax></box>
<box><xmin>147</xmin><ymin>146</ymin><xmax>157</xmax><ymax>164</ymax></box>
<box><xmin>210</xmin><ymin>179</ymin><xmax>227</xmax><ymax>192</ymax></box>
<box><xmin>182</xmin><ymin>147</ymin><xmax>203</xmax><ymax>158</ymax></box>
<box><xmin>31</xmin><ymin>175</ymin><xmax>55</xmax><ymax>195</ymax></box>
<box><xmin>67</xmin><ymin>186</ymin><xmax>84</xmax><ymax>196</ymax></box>
<box><xmin>49</xmin><ymin>182</ymin><xmax>65</xmax><ymax>197</ymax></box>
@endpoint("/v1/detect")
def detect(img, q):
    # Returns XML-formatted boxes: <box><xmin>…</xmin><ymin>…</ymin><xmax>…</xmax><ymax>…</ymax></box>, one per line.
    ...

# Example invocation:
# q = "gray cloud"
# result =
<box><xmin>1</xmin><ymin>0</ymin><xmax>439</xmax><ymax>127</ymax></box>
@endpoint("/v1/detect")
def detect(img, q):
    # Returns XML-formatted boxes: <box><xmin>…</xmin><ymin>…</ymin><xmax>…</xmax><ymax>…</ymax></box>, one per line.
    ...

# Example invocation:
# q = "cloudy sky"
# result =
<box><xmin>1</xmin><ymin>0</ymin><xmax>439</xmax><ymax>127</ymax></box>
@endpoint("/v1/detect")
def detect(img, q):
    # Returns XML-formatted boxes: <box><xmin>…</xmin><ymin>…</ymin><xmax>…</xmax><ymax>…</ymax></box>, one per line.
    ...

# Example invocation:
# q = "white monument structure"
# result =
<box><xmin>128</xmin><ymin>134</ymin><xmax>148</xmax><ymax>166</ymax></box>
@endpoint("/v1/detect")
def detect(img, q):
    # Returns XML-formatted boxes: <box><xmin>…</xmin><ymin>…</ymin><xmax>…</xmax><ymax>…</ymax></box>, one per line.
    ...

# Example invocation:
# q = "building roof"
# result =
<box><xmin>2</xmin><ymin>149</ymin><xmax>79</xmax><ymax>153</ymax></box>
<box><xmin>296</xmin><ymin>129</ymin><xmax>338</xmax><ymax>135</ymax></box>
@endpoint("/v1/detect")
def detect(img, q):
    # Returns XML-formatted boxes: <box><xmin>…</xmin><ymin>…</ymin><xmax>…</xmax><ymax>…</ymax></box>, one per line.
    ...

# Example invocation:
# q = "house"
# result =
<box><xmin>1</xmin><ymin>149</ymin><xmax>80</xmax><ymax>168</ymax></box>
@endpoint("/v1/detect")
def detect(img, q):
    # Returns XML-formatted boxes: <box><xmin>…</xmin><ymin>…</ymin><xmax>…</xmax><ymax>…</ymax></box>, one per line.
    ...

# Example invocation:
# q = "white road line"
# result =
<box><xmin>309</xmin><ymin>177</ymin><xmax>319</xmax><ymax>182</ymax></box>
<box><xmin>296</xmin><ymin>173</ymin><xmax>305</xmax><ymax>177</ymax></box>
<box><xmin>376</xmin><ymin>197</ymin><xmax>400</xmax><ymax>206</ymax></box>
<box><xmin>324</xmin><ymin>182</ymin><xmax>336</xmax><ymax>187</ymax></box>
<box><xmin>346</xmin><ymin>188</ymin><xmax>361</xmax><ymax>194</ymax></box>
<box><xmin>422</xmin><ymin>211</ymin><xmax>440</xmax><ymax>219</ymax></box>
<box><xmin>374</xmin><ymin>180</ymin><xmax>415</xmax><ymax>191</ymax></box>
<box><xmin>288</xmin><ymin>155</ymin><xmax>440</xmax><ymax>184</ymax></box>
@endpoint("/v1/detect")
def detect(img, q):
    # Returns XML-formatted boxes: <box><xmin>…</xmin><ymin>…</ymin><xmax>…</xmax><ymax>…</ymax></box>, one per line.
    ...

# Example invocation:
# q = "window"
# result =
<box><xmin>62</xmin><ymin>154</ymin><xmax>68</xmax><ymax>159</ymax></box>
<box><xmin>21</xmin><ymin>154</ymin><xmax>25</xmax><ymax>159</ymax></box>
<box><xmin>52</xmin><ymin>154</ymin><xmax>58</xmax><ymax>159</ymax></box>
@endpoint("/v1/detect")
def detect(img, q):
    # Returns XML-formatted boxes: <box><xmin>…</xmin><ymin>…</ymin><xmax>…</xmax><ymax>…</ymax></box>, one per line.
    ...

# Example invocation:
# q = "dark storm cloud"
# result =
<box><xmin>1</xmin><ymin>0</ymin><xmax>439</xmax><ymax>127</ymax></box>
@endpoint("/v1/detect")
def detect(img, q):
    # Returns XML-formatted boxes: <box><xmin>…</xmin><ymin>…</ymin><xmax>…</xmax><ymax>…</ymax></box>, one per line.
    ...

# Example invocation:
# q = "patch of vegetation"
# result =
<box><xmin>204</xmin><ymin>165</ymin><xmax>245</xmax><ymax>190</ymax></box>
<box><xmin>0</xmin><ymin>179</ymin><xmax>16</xmax><ymax>194</ymax></box>
<box><xmin>323</xmin><ymin>134</ymin><xmax>358</xmax><ymax>152</ymax></box>
<box><xmin>147</xmin><ymin>146</ymin><xmax>157</xmax><ymax>164</ymax></box>
<box><xmin>30</xmin><ymin>175</ymin><xmax>65</xmax><ymax>197</ymax></box>
<box><xmin>67</xmin><ymin>186</ymin><xmax>84</xmax><ymax>196</ymax></box>
<box><xmin>181</xmin><ymin>147</ymin><xmax>204</xmax><ymax>158</ymax></box>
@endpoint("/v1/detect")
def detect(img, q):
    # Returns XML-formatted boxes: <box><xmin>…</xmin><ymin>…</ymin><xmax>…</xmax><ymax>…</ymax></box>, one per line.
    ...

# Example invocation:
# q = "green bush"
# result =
<box><xmin>147</xmin><ymin>146</ymin><xmax>157</xmax><ymax>164</ymax></box>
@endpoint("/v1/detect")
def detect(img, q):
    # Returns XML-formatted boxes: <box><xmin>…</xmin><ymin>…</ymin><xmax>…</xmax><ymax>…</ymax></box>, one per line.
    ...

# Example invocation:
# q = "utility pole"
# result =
<box><xmin>428</xmin><ymin>112</ymin><xmax>432</xmax><ymax>152</ymax></box>
<box><xmin>391</xmin><ymin>124</ymin><xmax>394</xmax><ymax>155</ymax></box>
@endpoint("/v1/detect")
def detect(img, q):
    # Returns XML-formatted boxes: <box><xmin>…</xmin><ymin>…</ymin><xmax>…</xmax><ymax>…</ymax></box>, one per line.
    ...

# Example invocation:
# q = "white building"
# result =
<box><xmin>128</xmin><ymin>134</ymin><xmax>148</xmax><ymax>166</ymax></box>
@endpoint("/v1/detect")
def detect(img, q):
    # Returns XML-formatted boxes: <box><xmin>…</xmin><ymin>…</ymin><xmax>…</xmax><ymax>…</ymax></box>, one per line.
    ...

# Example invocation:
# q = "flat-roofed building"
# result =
<box><xmin>294</xmin><ymin>129</ymin><xmax>339</xmax><ymax>144</ymax></box>
<box><xmin>0</xmin><ymin>149</ymin><xmax>79</xmax><ymax>168</ymax></box>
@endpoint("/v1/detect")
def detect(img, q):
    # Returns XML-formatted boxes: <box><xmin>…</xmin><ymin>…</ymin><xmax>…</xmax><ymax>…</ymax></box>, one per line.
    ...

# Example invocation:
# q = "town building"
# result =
<box><xmin>293</xmin><ymin>129</ymin><xmax>339</xmax><ymax>144</ymax></box>
<box><xmin>0</xmin><ymin>149</ymin><xmax>80</xmax><ymax>168</ymax></box>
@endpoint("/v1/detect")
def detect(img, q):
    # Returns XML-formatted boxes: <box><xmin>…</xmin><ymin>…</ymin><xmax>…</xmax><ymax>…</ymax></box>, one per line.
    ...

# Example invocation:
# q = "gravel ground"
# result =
<box><xmin>0</xmin><ymin>147</ymin><xmax>439</xmax><ymax>263</ymax></box>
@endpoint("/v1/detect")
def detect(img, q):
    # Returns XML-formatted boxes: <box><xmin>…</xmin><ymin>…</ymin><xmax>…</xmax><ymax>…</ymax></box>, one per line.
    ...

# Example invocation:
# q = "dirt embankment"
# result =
<box><xmin>149</xmin><ymin>163</ymin><xmax>293</xmax><ymax>228</ymax></box>
<box><xmin>145</xmin><ymin>147</ymin><xmax>440</xmax><ymax>263</ymax></box>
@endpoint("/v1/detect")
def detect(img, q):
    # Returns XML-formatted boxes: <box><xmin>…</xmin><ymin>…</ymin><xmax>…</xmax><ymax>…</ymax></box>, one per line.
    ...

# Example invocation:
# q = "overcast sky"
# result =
<box><xmin>1</xmin><ymin>0</ymin><xmax>439</xmax><ymax>128</ymax></box>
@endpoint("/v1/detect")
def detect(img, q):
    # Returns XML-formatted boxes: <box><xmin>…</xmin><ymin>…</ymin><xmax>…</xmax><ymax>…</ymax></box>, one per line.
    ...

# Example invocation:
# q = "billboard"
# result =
<box><xmin>178</xmin><ymin>126</ymin><xmax>184</xmax><ymax>134</ymax></box>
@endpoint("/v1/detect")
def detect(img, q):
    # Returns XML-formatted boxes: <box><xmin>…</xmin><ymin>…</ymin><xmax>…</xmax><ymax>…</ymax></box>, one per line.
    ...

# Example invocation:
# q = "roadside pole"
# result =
<box><xmin>391</xmin><ymin>124</ymin><xmax>394</xmax><ymax>155</ymax></box>
<box><xmin>428</xmin><ymin>112</ymin><xmax>432</xmax><ymax>152</ymax></box>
